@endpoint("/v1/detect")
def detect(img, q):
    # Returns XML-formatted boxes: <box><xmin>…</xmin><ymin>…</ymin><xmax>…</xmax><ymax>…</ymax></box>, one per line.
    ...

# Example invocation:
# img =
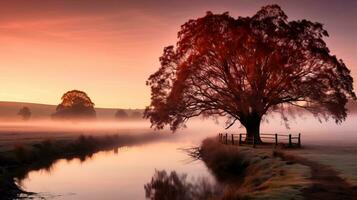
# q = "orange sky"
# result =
<box><xmin>0</xmin><ymin>0</ymin><xmax>356</xmax><ymax>108</ymax></box>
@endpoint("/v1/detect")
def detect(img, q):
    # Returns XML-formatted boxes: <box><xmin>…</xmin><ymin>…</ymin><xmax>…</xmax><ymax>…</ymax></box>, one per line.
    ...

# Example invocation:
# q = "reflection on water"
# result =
<box><xmin>145</xmin><ymin>170</ymin><xmax>222</xmax><ymax>200</ymax></box>
<box><xmin>19</xmin><ymin>141</ymin><xmax>215</xmax><ymax>200</ymax></box>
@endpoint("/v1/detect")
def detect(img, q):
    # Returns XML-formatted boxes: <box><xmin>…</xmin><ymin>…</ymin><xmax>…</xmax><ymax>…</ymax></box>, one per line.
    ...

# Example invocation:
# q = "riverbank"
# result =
<box><xmin>198</xmin><ymin>137</ymin><xmax>357</xmax><ymax>200</ymax></box>
<box><xmin>0</xmin><ymin>133</ymin><xmax>167</xmax><ymax>199</ymax></box>
<box><xmin>193</xmin><ymin>138</ymin><xmax>310</xmax><ymax>199</ymax></box>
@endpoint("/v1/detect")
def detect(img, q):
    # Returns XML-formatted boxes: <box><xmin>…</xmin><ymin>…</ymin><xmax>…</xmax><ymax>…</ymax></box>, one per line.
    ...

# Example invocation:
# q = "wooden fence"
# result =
<box><xmin>218</xmin><ymin>133</ymin><xmax>301</xmax><ymax>148</ymax></box>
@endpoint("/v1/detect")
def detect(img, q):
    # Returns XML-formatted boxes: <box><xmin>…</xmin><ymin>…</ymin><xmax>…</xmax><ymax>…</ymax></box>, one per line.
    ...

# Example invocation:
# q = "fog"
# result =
<box><xmin>174</xmin><ymin>114</ymin><xmax>357</xmax><ymax>145</ymax></box>
<box><xmin>0</xmin><ymin>120</ymin><xmax>151</xmax><ymax>134</ymax></box>
<box><xmin>0</xmin><ymin>113</ymin><xmax>357</xmax><ymax>146</ymax></box>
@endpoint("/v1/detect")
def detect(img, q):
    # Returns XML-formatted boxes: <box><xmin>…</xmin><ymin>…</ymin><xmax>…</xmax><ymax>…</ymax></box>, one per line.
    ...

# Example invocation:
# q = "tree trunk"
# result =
<box><xmin>244</xmin><ymin>113</ymin><xmax>262</xmax><ymax>144</ymax></box>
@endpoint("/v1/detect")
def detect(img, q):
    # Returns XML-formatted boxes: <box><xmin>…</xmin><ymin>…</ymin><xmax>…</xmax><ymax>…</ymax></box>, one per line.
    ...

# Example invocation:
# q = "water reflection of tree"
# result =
<box><xmin>144</xmin><ymin>170</ymin><xmax>221</xmax><ymax>200</ymax></box>
<box><xmin>12</xmin><ymin>134</ymin><xmax>161</xmax><ymax>184</ymax></box>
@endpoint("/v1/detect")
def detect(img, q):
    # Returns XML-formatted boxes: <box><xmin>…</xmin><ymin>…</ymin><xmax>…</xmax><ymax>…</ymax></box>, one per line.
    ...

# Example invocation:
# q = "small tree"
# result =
<box><xmin>52</xmin><ymin>90</ymin><xmax>96</xmax><ymax>119</ymax></box>
<box><xmin>18</xmin><ymin>106</ymin><xmax>31</xmax><ymax>120</ymax></box>
<box><xmin>144</xmin><ymin>5</ymin><xmax>356</xmax><ymax>143</ymax></box>
<box><xmin>115</xmin><ymin>109</ymin><xmax>129</xmax><ymax>119</ymax></box>
<box><xmin>131</xmin><ymin>110</ymin><xmax>142</xmax><ymax>119</ymax></box>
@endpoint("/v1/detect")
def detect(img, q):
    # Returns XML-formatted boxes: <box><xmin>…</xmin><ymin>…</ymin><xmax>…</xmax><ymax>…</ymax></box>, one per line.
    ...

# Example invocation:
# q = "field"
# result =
<box><xmin>198</xmin><ymin>138</ymin><xmax>357</xmax><ymax>200</ymax></box>
<box><xmin>287</xmin><ymin>145</ymin><xmax>357</xmax><ymax>186</ymax></box>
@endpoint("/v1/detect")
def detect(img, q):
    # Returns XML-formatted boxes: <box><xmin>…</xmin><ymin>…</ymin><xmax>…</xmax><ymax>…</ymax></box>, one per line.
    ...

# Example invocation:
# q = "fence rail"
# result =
<box><xmin>218</xmin><ymin>132</ymin><xmax>301</xmax><ymax>148</ymax></box>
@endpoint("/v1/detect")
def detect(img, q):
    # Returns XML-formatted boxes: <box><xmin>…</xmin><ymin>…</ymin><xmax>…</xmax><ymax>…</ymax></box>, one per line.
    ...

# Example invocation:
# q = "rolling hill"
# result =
<box><xmin>0</xmin><ymin>101</ymin><xmax>144</xmax><ymax>120</ymax></box>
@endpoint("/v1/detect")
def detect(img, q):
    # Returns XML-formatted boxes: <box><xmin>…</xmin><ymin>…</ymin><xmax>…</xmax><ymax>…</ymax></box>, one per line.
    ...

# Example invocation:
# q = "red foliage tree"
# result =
<box><xmin>52</xmin><ymin>90</ymin><xmax>96</xmax><ymax>119</ymax></box>
<box><xmin>144</xmin><ymin>5</ymin><xmax>356</xmax><ymax>143</ymax></box>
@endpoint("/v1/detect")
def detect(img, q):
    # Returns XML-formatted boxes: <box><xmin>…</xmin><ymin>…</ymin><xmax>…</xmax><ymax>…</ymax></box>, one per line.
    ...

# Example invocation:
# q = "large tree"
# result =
<box><xmin>52</xmin><ymin>90</ymin><xmax>96</xmax><ymax>119</ymax></box>
<box><xmin>144</xmin><ymin>5</ymin><xmax>356</xmax><ymax>143</ymax></box>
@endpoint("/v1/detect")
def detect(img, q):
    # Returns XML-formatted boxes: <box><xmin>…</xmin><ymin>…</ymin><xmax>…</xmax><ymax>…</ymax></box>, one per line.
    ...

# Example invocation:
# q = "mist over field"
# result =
<box><xmin>1</xmin><ymin>100</ymin><xmax>357</xmax><ymax>145</ymax></box>
<box><xmin>1</xmin><ymin>112</ymin><xmax>356</xmax><ymax>146</ymax></box>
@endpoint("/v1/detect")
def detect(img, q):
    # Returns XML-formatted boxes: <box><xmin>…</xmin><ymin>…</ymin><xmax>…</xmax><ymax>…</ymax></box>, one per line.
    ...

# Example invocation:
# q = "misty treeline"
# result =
<box><xmin>10</xmin><ymin>90</ymin><xmax>143</xmax><ymax>121</ymax></box>
<box><xmin>115</xmin><ymin>109</ymin><xmax>143</xmax><ymax>120</ymax></box>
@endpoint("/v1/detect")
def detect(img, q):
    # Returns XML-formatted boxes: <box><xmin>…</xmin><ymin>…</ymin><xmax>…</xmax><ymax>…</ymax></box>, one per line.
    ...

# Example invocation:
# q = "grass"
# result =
<box><xmin>285</xmin><ymin>145</ymin><xmax>357</xmax><ymax>186</ymax></box>
<box><xmin>198</xmin><ymin>138</ymin><xmax>311</xmax><ymax>200</ymax></box>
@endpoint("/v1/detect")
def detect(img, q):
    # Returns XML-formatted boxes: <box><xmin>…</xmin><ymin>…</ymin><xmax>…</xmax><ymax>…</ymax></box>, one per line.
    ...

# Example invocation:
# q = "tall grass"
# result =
<box><xmin>198</xmin><ymin>138</ymin><xmax>311</xmax><ymax>200</ymax></box>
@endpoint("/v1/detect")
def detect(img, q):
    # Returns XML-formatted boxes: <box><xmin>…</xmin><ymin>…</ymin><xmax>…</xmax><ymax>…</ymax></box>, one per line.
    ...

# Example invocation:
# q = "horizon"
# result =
<box><xmin>0</xmin><ymin>0</ymin><xmax>356</xmax><ymax>108</ymax></box>
<box><xmin>0</xmin><ymin>100</ymin><xmax>144</xmax><ymax>110</ymax></box>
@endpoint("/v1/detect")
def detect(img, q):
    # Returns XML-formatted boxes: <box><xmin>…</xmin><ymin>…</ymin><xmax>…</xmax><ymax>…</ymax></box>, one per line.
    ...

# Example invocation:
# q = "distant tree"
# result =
<box><xmin>18</xmin><ymin>106</ymin><xmax>31</xmax><ymax>120</ymax></box>
<box><xmin>115</xmin><ymin>109</ymin><xmax>129</xmax><ymax>119</ymax></box>
<box><xmin>144</xmin><ymin>5</ymin><xmax>356</xmax><ymax>143</ymax></box>
<box><xmin>131</xmin><ymin>110</ymin><xmax>142</xmax><ymax>119</ymax></box>
<box><xmin>52</xmin><ymin>90</ymin><xmax>96</xmax><ymax>119</ymax></box>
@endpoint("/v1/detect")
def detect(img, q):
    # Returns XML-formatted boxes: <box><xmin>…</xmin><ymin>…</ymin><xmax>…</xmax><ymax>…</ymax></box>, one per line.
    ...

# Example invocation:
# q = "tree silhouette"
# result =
<box><xmin>18</xmin><ymin>106</ymin><xmax>31</xmax><ymax>120</ymax></box>
<box><xmin>144</xmin><ymin>5</ymin><xmax>356</xmax><ymax>143</ymax></box>
<box><xmin>52</xmin><ymin>90</ymin><xmax>96</xmax><ymax>119</ymax></box>
<box><xmin>115</xmin><ymin>109</ymin><xmax>129</xmax><ymax>119</ymax></box>
<box><xmin>131</xmin><ymin>110</ymin><xmax>142</xmax><ymax>119</ymax></box>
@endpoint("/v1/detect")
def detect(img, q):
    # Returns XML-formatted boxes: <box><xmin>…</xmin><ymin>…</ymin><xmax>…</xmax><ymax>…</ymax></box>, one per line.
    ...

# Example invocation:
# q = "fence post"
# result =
<box><xmin>253</xmin><ymin>135</ymin><xmax>256</xmax><ymax>148</ymax></box>
<box><xmin>289</xmin><ymin>134</ymin><xmax>292</xmax><ymax>147</ymax></box>
<box><xmin>298</xmin><ymin>133</ymin><xmax>301</xmax><ymax>147</ymax></box>
<box><xmin>239</xmin><ymin>134</ymin><xmax>242</xmax><ymax>145</ymax></box>
<box><xmin>275</xmin><ymin>133</ymin><xmax>278</xmax><ymax>147</ymax></box>
<box><xmin>225</xmin><ymin>133</ymin><xmax>228</xmax><ymax>144</ymax></box>
<box><xmin>231</xmin><ymin>134</ymin><xmax>234</xmax><ymax>145</ymax></box>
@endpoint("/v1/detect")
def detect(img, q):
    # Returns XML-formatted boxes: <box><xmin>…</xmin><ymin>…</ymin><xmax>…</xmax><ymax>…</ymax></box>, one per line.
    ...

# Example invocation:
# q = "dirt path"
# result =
<box><xmin>274</xmin><ymin>151</ymin><xmax>357</xmax><ymax>200</ymax></box>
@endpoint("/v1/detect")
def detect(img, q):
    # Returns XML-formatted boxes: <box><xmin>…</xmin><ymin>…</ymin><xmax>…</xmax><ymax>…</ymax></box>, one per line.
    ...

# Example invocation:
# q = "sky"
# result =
<box><xmin>0</xmin><ymin>0</ymin><xmax>356</xmax><ymax>108</ymax></box>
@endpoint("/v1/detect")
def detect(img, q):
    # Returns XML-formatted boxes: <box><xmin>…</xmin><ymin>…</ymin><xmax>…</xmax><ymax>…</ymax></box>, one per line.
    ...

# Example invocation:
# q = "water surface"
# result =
<box><xmin>19</xmin><ymin>140</ymin><xmax>214</xmax><ymax>200</ymax></box>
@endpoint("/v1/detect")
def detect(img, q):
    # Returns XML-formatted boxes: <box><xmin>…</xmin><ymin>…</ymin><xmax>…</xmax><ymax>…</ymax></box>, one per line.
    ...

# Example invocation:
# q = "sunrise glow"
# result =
<box><xmin>0</xmin><ymin>0</ymin><xmax>355</xmax><ymax>108</ymax></box>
